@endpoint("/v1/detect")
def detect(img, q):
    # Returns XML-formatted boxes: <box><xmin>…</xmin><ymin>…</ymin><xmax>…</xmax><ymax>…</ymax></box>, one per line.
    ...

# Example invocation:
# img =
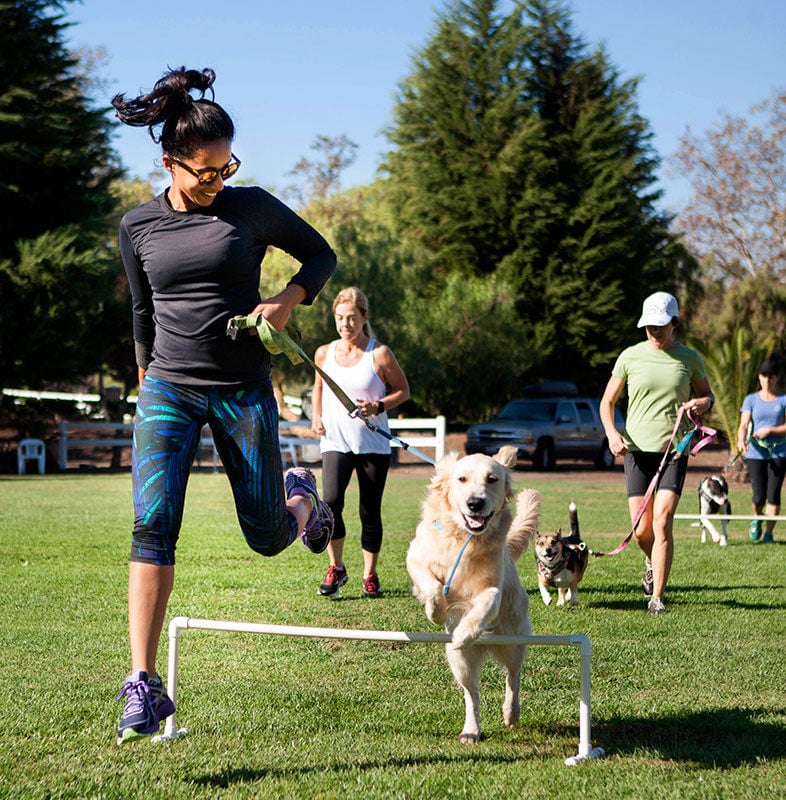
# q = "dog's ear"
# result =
<box><xmin>494</xmin><ymin>445</ymin><xmax>518</xmax><ymax>470</ymax></box>
<box><xmin>434</xmin><ymin>451</ymin><xmax>459</xmax><ymax>478</ymax></box>
<box><xmin>429</xmin><ymin>451</ymin><xmax>459</xmax><ymax>499</ymax></box>
<box><xmin>493</xmin><ymin>446</ymin><xmax>517</xmax><ymax>502</ymax></box>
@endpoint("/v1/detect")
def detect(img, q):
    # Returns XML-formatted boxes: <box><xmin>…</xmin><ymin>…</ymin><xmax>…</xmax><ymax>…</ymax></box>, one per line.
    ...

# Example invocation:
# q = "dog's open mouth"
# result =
<box><xmin>462</xmin><ymin>512</ymin><xmax>492</xmax><ymax>532</ymax></box>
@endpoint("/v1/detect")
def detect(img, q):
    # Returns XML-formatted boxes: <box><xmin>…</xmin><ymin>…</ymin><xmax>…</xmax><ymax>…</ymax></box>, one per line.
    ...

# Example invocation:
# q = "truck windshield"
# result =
<box><xmin>496</xmin><ymin>401</ymin><xmax>557</xmax><ymax>421</ymax></box>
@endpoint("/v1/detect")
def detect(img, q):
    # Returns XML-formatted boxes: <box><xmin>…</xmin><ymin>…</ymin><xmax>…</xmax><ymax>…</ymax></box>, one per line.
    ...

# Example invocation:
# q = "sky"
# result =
<box><xmin>65</xmin><ymin>0</ymin><xmax>785</xmax><ymax>215</ymax></box>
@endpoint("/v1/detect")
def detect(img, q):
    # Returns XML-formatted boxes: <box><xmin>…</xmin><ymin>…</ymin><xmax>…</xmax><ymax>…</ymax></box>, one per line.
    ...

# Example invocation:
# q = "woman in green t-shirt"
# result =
<box><xmin>600</xmin><ymin>292</ymin><xmax>715</xmax><ymax>616</ymax></box>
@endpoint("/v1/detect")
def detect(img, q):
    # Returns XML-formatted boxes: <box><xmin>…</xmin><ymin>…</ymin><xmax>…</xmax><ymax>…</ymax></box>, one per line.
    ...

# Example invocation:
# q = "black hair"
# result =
<box><xmin>111</xmin><ymin>67</ymin><xmax>234</xmax><ymax>158</ymax></box>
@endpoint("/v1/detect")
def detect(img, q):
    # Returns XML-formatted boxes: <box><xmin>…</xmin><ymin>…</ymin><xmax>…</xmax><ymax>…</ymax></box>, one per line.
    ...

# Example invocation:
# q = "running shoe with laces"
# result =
<box><xmin>284</xmin><ymin>467</ymin><xmax>334</xmax><ymax>553</ymax></box>
<box><xmin>641</xmin><ymin>560</ymin><xmax>654</xmax><ymax>597</ymax></box>
<box><xmin>116</xmin><ymin>670</ymin><xmax>175</xmax><ymax>744</ymax></box>
<box><xmin>749</xmin><ymin>519</ymin><xmax>763</xmax><ymax>541</ymax></box>
<box><xmin>647</xmin><ymin>597</ymin><xmax>666</xmax><ymax>615</ymax></box>
<box><xmin>362</xmin><ymin>572</ymin><xmax>381</xmax><ymax>598</ymax></box>
<box><xmin>319</xmin><ymin>564</ymin><xmax>348</xmax><ymax>597</ymax></box>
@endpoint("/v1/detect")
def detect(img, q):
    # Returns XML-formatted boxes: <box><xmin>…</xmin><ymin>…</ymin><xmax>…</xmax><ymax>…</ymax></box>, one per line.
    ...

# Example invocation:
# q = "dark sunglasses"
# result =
<box><xmin>170</xmin><ymin>153</ymin><xmax>241</xmax><ymax>185</ymax></box>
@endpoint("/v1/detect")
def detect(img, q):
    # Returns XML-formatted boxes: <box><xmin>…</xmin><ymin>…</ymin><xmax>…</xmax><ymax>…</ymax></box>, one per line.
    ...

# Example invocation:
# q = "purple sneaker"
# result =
<box><xmin>285</xmin><ymin>467</ymin><xmax>334</xmax><ymax>553</ymax></box>
<box><xmin>116</xmin><ymin>671</ymin><xmax>175</xmax><ymax>744</ymax></box>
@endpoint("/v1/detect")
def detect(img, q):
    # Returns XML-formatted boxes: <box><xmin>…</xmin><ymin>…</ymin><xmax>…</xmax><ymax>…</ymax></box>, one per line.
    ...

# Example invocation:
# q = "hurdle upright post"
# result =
<box><xmin>157</xmin><ymin>615</ymin><xmax>188</xmax><ymax>741</ymax></box>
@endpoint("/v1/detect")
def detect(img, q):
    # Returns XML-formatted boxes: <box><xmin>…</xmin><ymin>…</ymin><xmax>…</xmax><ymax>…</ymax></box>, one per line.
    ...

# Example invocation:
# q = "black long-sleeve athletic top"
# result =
<box><xmin>119</xmin><ymin>186</ymin><xmax>336</xmax><ymax>386</ymax></box>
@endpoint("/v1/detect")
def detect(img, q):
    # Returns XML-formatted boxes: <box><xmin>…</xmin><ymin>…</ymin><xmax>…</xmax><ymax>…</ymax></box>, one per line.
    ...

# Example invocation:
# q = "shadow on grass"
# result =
<box><xmin>190</xmin><ymin>751</ymin><xmax>525</xmax><ymax>788</ymax></box>
<box><xmin>576</xmin><ymin>584</ymin><xmax>786</xmax><ymax>612</ymax></box>
<box><xmin>596</xmin><ymin>706</ymin><xmax>786</xmax><ymax>766</ymax></box>
<box><xmin>327</xmin><ymin>587</ymin><xmax>415</xmax><ymax>602</ymax></box>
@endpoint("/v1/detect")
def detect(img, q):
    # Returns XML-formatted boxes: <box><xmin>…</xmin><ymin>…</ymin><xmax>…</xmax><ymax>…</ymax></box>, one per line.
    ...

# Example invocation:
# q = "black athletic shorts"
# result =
<box><xmin>624</xmin><ymin>451</ymin><xmax>688</xmax><ymax>497</ymax></box>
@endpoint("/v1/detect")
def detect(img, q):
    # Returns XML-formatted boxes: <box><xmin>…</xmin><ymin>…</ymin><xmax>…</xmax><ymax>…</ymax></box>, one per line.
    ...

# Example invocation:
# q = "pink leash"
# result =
<box><xmin>591</xmin><ymin>408</ymin><xmax>717</xmax><ymax>558</ymax></box>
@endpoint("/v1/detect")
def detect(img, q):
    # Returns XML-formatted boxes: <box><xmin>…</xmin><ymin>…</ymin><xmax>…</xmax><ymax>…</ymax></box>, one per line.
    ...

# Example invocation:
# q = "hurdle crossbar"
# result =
<box><xmin>153</xmin><ymin>616</ymin><xmax>604</xmax><ymax>766</ymax></box>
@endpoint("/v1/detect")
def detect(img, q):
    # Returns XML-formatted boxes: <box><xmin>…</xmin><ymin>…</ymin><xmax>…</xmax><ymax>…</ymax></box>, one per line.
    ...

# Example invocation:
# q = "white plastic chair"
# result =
<box><xmin>18</xmin><ymin>438</ymin><xmax>46</xmax><ymax>474</ymax></box>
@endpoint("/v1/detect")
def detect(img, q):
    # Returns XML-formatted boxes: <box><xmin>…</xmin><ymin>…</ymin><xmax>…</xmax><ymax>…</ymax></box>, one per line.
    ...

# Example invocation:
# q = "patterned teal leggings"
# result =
<box><xmin>130</xmin><ymin>377</ymin><xmax>298</xmax><ymax>565</ymax></box>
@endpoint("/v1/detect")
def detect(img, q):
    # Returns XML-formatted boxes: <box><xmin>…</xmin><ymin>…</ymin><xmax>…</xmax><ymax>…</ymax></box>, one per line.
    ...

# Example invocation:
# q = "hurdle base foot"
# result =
<box><xmin>565</xmin><ymin>746</ymin><xmax>605</xmax><ymax>766</ymax></box>
<box><xmin>152</xmin><ymin>726</ymin><xmax>188</xmax><ymax>743</ymax></box>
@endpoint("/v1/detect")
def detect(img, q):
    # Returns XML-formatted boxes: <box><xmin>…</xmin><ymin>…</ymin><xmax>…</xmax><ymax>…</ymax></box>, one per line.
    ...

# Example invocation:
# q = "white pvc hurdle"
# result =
<box><xmin>152</xmin><ymin>616</ymin><xmax>605</xmax><ymax>766</ymax></box>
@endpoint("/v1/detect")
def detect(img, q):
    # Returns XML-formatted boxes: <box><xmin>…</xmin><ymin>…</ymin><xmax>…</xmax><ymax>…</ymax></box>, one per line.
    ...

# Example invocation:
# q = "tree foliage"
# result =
<box><xmin>285</xmin><ymin>134</ymin><xmax>359</xmax><ymax>207</ymax></box>
<box><xmin>260</xmin><ymin>182</ymin><xmax>413</xmax><ymax>400</ymax></box>
<box><xmin>672</xmin><ymin>89</ymin><xmax>786</xmax><ymax>366</ymax></box>
<box><xmin>673</xmin><ymin>89</ymin><xmax>786</xmax><ymax>280</ymax></box>
<box><xmin>681</xmin><ymin>269</ymin><xmax>786</xmax><ymax>357</ymax></box>
<box><xmin>381</xmin><ymin>0</ymin><xmax>696</xmax><ymax>410</ymax></box>
<box><xmin>689</xmin><ymin>326</ymin><xmax>774</xmax><ymax>468</ymax></box>
<box><xmin>398</xmin><ymin>271</ymin><xmax>528</xmax><ymax>419</ymax></box>
<box><xmin>0</xmin><ymin>0</ymin><xmax>122</xmax><ymax>394</ymax></box>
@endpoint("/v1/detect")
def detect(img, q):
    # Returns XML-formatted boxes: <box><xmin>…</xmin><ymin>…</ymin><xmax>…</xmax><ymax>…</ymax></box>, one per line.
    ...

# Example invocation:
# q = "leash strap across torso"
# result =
<box><xmin>591</xmin><ymin>408</ymin><xmax>717</xmax><ymax>558</ymax></box>
<box><xmin>227</xmin><ymin>313</ymin><xmax>435</xmax><ymax>466</ymax></box>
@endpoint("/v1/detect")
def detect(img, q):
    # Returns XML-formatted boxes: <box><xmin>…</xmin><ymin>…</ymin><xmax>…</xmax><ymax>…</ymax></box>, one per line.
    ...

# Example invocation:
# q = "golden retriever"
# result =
<box><xmin>406</xmin><ymin>445</ymin><xmax>541</xmax><ymax>743</ymax></box>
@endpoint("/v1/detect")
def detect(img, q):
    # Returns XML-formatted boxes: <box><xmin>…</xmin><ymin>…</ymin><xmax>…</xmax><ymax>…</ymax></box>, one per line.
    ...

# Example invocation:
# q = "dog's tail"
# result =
<box><xmin>507</xmin><ymin>488</ymin><xmax>541</xmax><ymax>562</ymax></box>
<box><xmin>563</xmin><ymin>500</ymin><xmax>583</xmax><ymax>545</ymax></box>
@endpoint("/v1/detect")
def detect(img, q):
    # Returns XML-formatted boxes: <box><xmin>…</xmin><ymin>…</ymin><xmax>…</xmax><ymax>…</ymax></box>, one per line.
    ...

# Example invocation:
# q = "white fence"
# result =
<box><xmin>57</xmin><ymin>416</ymin><xmax>446</xmax><ymax>471</ymax></box>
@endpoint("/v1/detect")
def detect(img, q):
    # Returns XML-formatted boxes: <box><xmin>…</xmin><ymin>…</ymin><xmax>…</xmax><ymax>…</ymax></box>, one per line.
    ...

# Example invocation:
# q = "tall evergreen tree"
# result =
<box><xmin>0</xmin><ymin>0</ymin><xmax>122</xmax><ymax>393</ymax></box>
<box><xmin>383</xmin><ymin>0</ymin><xmax>696</xmax><ymax>406</ymax></box>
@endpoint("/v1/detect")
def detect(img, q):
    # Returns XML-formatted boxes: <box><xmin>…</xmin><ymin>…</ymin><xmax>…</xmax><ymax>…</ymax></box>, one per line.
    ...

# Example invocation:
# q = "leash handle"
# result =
<box><xmin>751</xmin><ymin>434</ymin><xmax>786</xmax><ymax>457</ymax></box>
<box><xmin>725</xmin><ymin>420</ymin><xmax>753</xmax><ymax>471</ymax></box>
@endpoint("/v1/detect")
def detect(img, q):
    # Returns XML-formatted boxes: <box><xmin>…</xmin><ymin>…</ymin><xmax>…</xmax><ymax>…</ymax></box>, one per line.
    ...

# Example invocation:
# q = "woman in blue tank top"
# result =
<box><xmin>737</xmin><ymin>358</ymin><xmax>786</xmax><ymax>543</ymax></box>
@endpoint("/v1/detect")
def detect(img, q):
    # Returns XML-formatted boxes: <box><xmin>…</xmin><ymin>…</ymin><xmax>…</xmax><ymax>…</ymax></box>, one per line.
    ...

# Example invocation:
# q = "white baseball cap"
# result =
<box><xmin>637</xmin><ymin>291</ymin><xmax>679</xmax><ymax>328</ymax></box>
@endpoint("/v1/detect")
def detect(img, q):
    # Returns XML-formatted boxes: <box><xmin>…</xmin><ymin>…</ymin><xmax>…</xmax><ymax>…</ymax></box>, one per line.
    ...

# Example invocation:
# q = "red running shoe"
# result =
<box><xmin>362</xmin><ymin>572</ymin><xmax>381</xmax><ymax>598</ymax></box>
<box><xmin>319</xmin><ymin>564</ymin><xmax>348</xmax><ymax>598</ymax></box>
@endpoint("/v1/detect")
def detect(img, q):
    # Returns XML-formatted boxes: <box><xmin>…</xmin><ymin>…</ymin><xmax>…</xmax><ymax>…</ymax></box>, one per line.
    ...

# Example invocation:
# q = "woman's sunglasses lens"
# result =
<box><xmin>221</xmin><ymin>162</ymin><xmax>239</xmax><ymax>179</ymax></box>
<box><xmin>197</xmin><ymin>169</ymin><xmax>219</xmax><ymax>185</ymax></box>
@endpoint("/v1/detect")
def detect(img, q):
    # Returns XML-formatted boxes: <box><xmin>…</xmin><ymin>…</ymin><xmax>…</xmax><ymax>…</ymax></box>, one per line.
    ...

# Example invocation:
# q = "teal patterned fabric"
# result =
<box><xmin>130</xmin><ymin>377</ymin><xmax>297</xmax><ymax>564</ymax></box>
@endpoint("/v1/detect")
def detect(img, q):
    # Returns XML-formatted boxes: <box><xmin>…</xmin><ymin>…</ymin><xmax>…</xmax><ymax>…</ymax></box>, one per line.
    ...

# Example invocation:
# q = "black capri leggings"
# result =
<box><xmin>320</xmin><ymin>451</ymin><xmax>391</xmax><ymax>554</ymax></box>
<box><xmin>747</xmin><ymin>458</ymin><xmax>786</xmax><ymax>507</ymax></box>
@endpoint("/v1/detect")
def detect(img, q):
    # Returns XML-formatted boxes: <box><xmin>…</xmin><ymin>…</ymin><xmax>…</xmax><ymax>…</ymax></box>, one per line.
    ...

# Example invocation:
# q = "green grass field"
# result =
<box><xmin>1</xmin><ymin>467</ymin><xmax>784</xmax><ymax>799</ymax></box>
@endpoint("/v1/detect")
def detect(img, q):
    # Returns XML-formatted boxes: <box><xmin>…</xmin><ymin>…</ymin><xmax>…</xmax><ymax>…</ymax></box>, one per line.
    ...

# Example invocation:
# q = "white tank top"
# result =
<box><xmin>319</xmin><ymin>339</ymin><xmax>390</xmax><ymax>454</ymax></box>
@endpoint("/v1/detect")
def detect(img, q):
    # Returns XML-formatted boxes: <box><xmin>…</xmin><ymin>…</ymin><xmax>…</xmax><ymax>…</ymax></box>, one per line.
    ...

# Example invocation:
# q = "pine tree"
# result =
<box><xmin>383</xmin><ymin>0</ymin><xmax>697</xmax><ymax>405</ymax></box>
<box><xmin>0</xmin><ymin>0</ymin><xmax>122</xmax><ymax>393</ymax></box>
<box><xmin>384</xmin><ymin>0</ymin><xmax>539</xmax><ymax>283</ymax></box>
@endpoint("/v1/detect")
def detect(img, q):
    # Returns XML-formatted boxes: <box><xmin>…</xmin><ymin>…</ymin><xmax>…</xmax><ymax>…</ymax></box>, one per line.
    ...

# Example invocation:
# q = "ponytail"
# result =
<box><xmin>111</xmin><ymin>67</ymin><xmax>234</xmax><ymax>158</ymax></box>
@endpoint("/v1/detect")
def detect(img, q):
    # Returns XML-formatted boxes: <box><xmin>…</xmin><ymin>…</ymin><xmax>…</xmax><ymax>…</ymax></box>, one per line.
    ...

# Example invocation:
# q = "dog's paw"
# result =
<box><xmin>452</xmin><ymin>623</ymin><xmax>483</xmax><ymax>649</ymax></box>
<box><xmin>425</xmin><ymin>594</ymin><xmax>447</xmax><ymax>625</ymax></box>
<box><xmin>458</xmin><ymin>731</ymin><xmax>480</xmax><ymax>744</ymax></box>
